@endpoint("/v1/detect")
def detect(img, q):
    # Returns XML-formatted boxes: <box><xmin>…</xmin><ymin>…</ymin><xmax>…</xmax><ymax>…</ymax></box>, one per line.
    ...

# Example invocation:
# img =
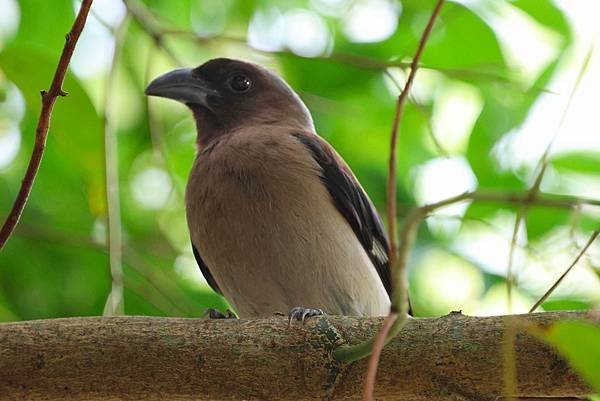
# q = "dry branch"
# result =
<box><xmin>0</xmin><ymin>311</ymin><xmax>595</xmax><ymax>400</ymax></box>
<box><xmin>0</xmin><ymin>0</ymin><xmax>94</xmax><ymax>250</ymax></box>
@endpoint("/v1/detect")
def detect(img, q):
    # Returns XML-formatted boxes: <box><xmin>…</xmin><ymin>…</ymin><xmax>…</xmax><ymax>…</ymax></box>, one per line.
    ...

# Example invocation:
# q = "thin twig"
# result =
<box><xmin>102</xmin><ymin>17</ymin><xmax>129</xmax><ymax>316</ymax></box>
<box><xmin>363</xmin><ymin>313</ymin><xmax>398</xmax><ymax>401</ymax></box>
<box><xmin>505</xmin><ymin>210</ymin><xmax>523</xmax><ymax>314</ymax></box>
<box><xmin>529</xmin><ymin>230</ymin><xmax>599</xmax><ymax>313</ymax></box>
<box><xmin>543</xmin><ymin>45</ymin><xmax>593</xmax><ymax>166</ymax></box>
<box><xmin>383</xmin><ymin>70</ymin><xmax>448</xmax><ymax>158</ymax></box>
<box><xmin>471</xmin><ymin>191</ymin><xmax>600</xmax><ymax>209</ymax></box>
<box><xmin>143</xmin><ymin>44</ymin><xmax>185</xmax><ymax>199</ymax></box>
<box><xmin>386</xmin><ymin>0</ymin><xmax>446</xmax><ymax>268</ymax></box>
<box><xmin>505</xmin><ymin>161</ymin><xmax>549</xmax><ymax>312</ymax></box>
<box><xmin>168</xmin><ymin>27</ymin><xmax>530</xmax><ymax>88</ymax></box>
<box><xmin>122</xmin><ymin>0</ymin><xmax>183</xmax><ymax>65</ymax></box>
<box><xmin>131</xmin><ymin>2</ymin><xmax>534</xmax><ymax>92</ymax></box>
<box><xmin>362</xmin><ymin>4</ymin><xmax>446</xmax><ymax>397</ymax></box>
<box><xmin>0</xmin><ymin>0</ymin><xmax>94</xmax><ymax>250</ymax></box>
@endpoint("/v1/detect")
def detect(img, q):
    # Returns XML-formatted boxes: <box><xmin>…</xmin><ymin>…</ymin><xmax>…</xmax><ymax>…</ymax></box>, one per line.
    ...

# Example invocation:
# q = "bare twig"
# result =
<box><xmin>362</xmin><ymin>4</ymin><xmax>446</xmax><ymax>398</ymax></box>
<box><xmin>122</xmin><ymin>0</ymin><xmax>183</xmax><ymax>65</ymax></box>
<box><xmin>529</xmin><ymin>230</ymin><xmax>599</xmax><ymax>313</ymax></box>
<box><xmin>166</xmin><ymin>27</ymin><xmax>531</xmax><ymax>89</ymax></box>
<box><xmin>384</xmin><ymin>69</ymin><xmax>448</xmax><ymax>157</ymax></box>
<box><xmin>0</xmin><ymin>0</ymin><xmax>94</xmax><ymax>250</ymax></box>
<box><xmin>362</xmin><ymin>313</ymin><xmax>398</xmax><ymax>401</ymax></box>
<box><xmin>102</xmin><ymin>18</ymin><xmax>129</xmax><ymax>316</ymax></box>
<box><xmin>386</xmin><ymin>0</ymin><xmax>446</xmax><ymax>268</ymax></box>
<box><xmin>543</xmin><ymin>45</ymin><xmax>593</xmax><ymax>165</ymax></box>
<box><xmin>505</xmin><ymin>210</ymin><xmax>523</xmax><ymax>313</ymax></box>
<box><xmin>143</xmin><ymin>44</ymin><xmax>185</xmax><ymax>199</ymax></box>
<box><xmin>128</xmin><ymin>0</ymin><xmax>535</xmax><ymax>94</ymax></box>
<box><xmin>504</xmin><ymin>164</ymin><xmax>546</xmax><ymax>313</ymax></box>
<box><xmin>471</xmin><ymin>191</ymin><xmax>600</xmax><ymax>208</ymax></box>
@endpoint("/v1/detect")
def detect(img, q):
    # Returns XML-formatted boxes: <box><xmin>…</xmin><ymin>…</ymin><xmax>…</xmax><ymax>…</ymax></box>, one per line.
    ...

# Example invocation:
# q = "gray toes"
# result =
<box><xmin>203</xmin><ymin>308</ymin><xmax>237</xmax><ymax>319</ymax></box>
<box><xmin>288</xmin><ymin>307</ymin><xmax>325</xmax><ymax>326</ymax></box>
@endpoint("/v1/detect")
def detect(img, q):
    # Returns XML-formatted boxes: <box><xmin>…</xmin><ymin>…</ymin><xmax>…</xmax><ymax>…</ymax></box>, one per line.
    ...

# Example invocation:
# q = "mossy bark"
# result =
<box><xmin>0</xmin><ymin>311</ymin><xmax>595</xmax><ymax>400</ymax></box>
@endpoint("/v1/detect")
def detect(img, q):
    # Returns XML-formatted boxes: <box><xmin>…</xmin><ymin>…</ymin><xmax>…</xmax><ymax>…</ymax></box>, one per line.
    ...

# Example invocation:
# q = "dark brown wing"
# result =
<box><xmin>192</xmin><ymin>243</ymin><xmax>223</xmax><ymax>295</ymax></box>
<box><xmin>293</xmin><ymin>132</ymin><xmax>392</xmax><ymax>296</ymax></box>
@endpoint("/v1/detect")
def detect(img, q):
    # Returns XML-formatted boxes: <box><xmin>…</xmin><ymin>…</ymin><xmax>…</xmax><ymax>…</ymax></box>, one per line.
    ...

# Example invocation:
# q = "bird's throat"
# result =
<box><xmin>191</xmin><ymin>106</ymin><xmax>226</xmax><ymax>148</ymax></box>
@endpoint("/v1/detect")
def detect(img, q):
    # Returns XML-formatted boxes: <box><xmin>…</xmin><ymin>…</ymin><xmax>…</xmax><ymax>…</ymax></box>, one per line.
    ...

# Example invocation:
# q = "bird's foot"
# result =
<box><xmin>288</xmin><ymin>307</ymin><xmax>325</xmax><ymax>326</ymax></box>
<box><xmin>203</xmin><ymin>308</ymin><xmax>237</xmax><ymax>319</ymax></box>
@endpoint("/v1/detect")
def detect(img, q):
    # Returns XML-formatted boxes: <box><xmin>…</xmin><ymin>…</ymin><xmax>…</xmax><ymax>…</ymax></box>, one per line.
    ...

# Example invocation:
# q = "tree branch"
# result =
<box><xmin>0</xmin><ymin>312</ymin><xmax>595</xmax><ymax>400</ymax></box>
<box><xmin>333</xmin><ymin>189</ymin><xmax>600</xmax><ymax>363</ymax></box>
<box><xmin>0</xmin><ymin>0</ymin><xmax>94</xmax><ymax>250</ymax></box>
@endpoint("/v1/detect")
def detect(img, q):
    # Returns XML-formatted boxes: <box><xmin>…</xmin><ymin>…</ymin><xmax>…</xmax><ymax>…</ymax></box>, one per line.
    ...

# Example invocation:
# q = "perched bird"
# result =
<box><xmin>146</xmin><ymin>58</ymin><xmax>392</xmax><ymax>320</ymax></box>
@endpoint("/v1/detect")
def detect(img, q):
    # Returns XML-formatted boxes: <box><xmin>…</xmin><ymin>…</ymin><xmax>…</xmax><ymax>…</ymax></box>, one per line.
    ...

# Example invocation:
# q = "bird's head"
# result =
<box><xmin>145</xmin><ymin>58</ymin><xmax>315</xmax><ymax>146</ymax></box>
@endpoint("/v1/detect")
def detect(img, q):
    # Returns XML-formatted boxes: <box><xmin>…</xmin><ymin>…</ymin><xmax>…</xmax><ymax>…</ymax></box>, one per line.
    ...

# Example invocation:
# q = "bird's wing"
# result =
<box><xmin>293</xmin><ymin>132</ymin><xmax>392</xmax><ymax>296</ymax></box>
<box><xmin>192</xmin><ymin>243</ymin><xmax>223</xmax><ymax>295</ymax></box>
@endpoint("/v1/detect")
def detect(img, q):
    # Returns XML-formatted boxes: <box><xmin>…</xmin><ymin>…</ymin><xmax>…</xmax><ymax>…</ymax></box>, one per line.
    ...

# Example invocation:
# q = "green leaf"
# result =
<box><xmin>540</xmin><ymin>299</ymin><xmax>591</xmax><ymax>311</ymax></box>
<box><xmin>421</xmin><ymin>1</ymin><xmax>506</xmax><ymax>70</ymax></box>
<box><xmin>464</xmin><ymin>199</ymin><xmax>518</xmax><ymax>221</ymax></box>
<box><xmin>467</xmin><ymin>58</ymin><xmax>563</xmax><ymax>190</ymax></box>
<box><xmin>513</xmin><ymin>0</ymin><xmax>572</xmax><ymax>41</ymax></box>
<box><xmin>13</xmin><ymin>0</ymin><xmax>74</xmax><ymax>51</ymax></box>
<box><xmin>0</xmin><ymin>45</ymin><xmax>106</xmax><ymax>216</ymax></box>
<box><xmin>525</xmin><ymin>206</ymin><xmax>569</xmax><ymax>239</ymax></box>
<box><xmin>552</xmin><ymin>152</ymin><xmax>600</xmax><ymax>175</ymax></box>
<box><xmin>543</xmin><ymin>321</ymin><xmax>600</xmax><ymax>392</ymax></box>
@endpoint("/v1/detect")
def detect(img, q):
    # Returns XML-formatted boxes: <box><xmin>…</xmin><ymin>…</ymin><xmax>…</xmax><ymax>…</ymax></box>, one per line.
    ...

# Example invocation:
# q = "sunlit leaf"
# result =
<box><xmin>552</xmin><ymin>152</ymin><xmax>600</xmax><ymax>175</ymax></box>
<box><xmin>542</xmin><ymin>320</ymin><xmax>600</xmax><ymax>392</ymax></box>
<box><xmin>0</xmin><ymin>45</ymin><xmax>106</xmax><ymax>216</ymax></box>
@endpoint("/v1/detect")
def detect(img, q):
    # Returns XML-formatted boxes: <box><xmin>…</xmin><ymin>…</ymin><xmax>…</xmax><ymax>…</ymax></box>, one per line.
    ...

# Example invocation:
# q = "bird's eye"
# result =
<box><xmin>228</xmin><ymin>75</ymin><xmax>252</xmax><ymax>93</ymax></box>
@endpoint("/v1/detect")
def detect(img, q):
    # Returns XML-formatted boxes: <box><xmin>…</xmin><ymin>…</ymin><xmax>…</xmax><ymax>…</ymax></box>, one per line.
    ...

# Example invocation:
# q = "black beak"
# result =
<box><xmin>145</xmin><ymin>68</ymin><xmax>217</xmax><ymax>107</ymax></box>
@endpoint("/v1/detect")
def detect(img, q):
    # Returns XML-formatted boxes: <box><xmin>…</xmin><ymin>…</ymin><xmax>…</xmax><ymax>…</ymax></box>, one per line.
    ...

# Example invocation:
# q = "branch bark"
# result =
<box><xmin>0</xmin><ymin>311</ymin><xmax>595</xmax><ymax>400</ymax></box>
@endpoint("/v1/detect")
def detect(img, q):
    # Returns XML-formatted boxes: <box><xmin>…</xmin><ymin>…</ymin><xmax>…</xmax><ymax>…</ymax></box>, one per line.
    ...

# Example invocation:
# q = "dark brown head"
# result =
<box><xmin>145</xmin><ymin>58</ymin><xmax>314</xmax><ymax>146</ymax></box>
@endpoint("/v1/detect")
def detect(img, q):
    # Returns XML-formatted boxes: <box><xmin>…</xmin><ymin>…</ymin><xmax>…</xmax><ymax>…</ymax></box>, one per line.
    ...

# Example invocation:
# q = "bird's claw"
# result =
<box><xmin>288</xmin><ymin>307</ymin><xmax>325</xmax><ymax>326</ymax></box>
<box><xmin>203</xmin><ymin>308</ymin><xmax>237</xmax><ymax>319</ymax></box>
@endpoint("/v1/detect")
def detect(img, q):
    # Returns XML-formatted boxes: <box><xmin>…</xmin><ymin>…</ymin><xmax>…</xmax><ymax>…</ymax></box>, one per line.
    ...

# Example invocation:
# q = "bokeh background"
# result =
<box><xmin>0</xmin><ymin>0</ymin><xmax>599</xmax><ymax>321</ymax></box>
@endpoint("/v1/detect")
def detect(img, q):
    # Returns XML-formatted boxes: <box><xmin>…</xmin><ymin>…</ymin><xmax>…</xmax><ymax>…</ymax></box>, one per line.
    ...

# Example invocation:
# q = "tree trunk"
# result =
<box><xmin>0</xmin><ymin>311</ymin><xmax>595</xmax><ymax>400</ymax></box>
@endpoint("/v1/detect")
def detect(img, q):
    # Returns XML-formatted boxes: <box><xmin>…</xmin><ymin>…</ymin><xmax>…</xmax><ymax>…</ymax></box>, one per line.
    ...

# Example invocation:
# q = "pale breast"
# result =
<box><xmin>185</xmin><ymin>128</ymin><xmax>390</xmax><ymax>317</ymax></box>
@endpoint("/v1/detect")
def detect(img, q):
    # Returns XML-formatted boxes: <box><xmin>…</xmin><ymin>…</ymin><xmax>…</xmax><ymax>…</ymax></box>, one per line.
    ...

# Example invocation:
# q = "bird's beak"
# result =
<box><xmin>145</xmin><ymin>68</ymin><xmax>217</xmax><ymax>107</ymax></box>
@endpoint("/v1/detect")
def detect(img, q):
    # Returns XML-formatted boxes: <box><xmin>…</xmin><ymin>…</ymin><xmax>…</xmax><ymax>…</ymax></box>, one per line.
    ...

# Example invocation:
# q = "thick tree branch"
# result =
<box><xmin>0</xmin><ymin>312</ymin><xmax>595</xmax><ymax>400</ymax></box>
<box><xmin>0</xmin><ymin>0</ymin><xmax>94</xmax><ymax>250</ymax></box>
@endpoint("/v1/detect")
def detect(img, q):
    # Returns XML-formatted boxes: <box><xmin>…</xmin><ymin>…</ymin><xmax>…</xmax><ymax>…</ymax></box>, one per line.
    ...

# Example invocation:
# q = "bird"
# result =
<box><xmin>145</xmin><ymin>58</ymin><xmax>392</xmax><ymax>321</ymax></box>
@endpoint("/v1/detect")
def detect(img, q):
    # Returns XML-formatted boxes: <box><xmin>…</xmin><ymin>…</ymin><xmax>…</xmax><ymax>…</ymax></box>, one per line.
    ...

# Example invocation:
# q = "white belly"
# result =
<box><xmin>185</xmin><ymin>130</ymin><xmax>390</xmax><ymax>317</ymax></box>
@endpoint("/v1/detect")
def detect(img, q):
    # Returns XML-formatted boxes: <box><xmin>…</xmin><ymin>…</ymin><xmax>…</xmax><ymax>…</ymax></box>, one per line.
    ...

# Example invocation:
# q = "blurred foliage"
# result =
<box><xmin>0</xmin><ymin>0</ymin><xmax>598</xmax><ymax>331</ymax></box>
<box><xmin>541</xmin><ymin>320</ymin><xmax>600</xmax><ymax>392</ymax></box>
